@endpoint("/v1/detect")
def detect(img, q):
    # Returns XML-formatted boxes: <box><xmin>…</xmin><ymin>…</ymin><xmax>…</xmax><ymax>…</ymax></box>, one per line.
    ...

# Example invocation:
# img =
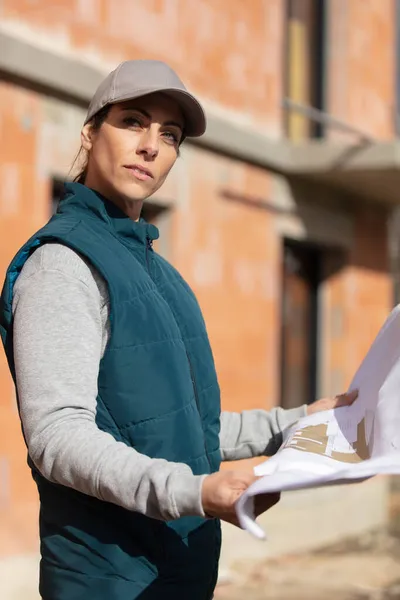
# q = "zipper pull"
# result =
<box><xmin>146</xmin><ymin>236</ymin><xmax>153</xmax><ymax>250</ymax></box>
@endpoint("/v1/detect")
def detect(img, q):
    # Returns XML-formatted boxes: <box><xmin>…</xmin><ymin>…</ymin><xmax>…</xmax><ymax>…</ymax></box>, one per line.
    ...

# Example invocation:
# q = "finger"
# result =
<box><xmin>335</xmin><ymin>389</ymin><xmax>358</xmax><ymax>407</ymax></box>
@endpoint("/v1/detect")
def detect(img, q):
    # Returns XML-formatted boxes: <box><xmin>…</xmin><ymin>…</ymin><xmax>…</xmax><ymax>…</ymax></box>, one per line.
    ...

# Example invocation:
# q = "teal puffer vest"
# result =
<box><xmin>0</xmin><ymin>183</ymin><xmax>222</xmax><ymax>600</ymax></box>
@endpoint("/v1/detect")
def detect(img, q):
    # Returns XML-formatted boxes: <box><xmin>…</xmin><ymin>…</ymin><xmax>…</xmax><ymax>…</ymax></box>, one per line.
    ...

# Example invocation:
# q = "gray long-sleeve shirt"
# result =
<box><xmin>12</xmin><ymin>243</ymin><xmax>306</xmax><ymax>522</ymax></box>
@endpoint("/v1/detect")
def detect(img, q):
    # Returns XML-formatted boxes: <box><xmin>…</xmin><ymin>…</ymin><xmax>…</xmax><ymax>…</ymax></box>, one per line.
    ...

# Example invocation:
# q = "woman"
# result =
<box><xmin>0</xmin><ymin>60</ymin><xmax>356</xmax><ymax>599</ymax></box>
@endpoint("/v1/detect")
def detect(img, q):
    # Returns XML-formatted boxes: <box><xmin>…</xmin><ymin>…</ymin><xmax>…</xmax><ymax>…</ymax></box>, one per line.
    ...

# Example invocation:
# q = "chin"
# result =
<box><xmin>116</xmin><ymin>182</ymin><xmax>151</xmax><ymax>203</ymax></box>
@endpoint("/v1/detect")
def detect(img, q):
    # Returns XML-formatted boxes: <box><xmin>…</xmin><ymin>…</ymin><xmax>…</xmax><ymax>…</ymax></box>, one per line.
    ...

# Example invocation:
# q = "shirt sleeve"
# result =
<box><xmin>12</xmin><ymin>244</ymin><xmax>206</xmax><ymax>521</ymax></box>
<box><xmin>219</xmin><ymin>405</ymin><xmax>307</xmax><ymax>461</ymax></box>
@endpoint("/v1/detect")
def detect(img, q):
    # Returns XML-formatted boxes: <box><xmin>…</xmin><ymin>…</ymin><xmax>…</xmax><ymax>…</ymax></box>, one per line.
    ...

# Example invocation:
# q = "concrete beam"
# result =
<box><xmin>2</xmin><ymin>30</ymin><xmax>400</xmax><ymax>206</ymax></box>
<box><xmin>0</xmin><ymin>30</ymin><xmax>291</xmax><ymax>171</ymax></box>
<box><xmin>197</xmin><ymin>113</ymin><xmax>292</xmax><ymax>171</ymax></box>
<box><xmin>287</xmin><ymin>139</ymin><xmax>400</xmax><ymax>173</ymax></box>
<box><xmin>0</xmin><ymin>30</ymin><xmax>101</xmax><ymax>104</ymax></box>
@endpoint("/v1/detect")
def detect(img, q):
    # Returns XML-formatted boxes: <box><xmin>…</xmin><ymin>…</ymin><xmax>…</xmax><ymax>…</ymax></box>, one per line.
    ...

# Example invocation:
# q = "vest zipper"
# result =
<box><xmin>145</xmin><ymin>236</ymin><xmax>153</xmax><ymax>273</ymax></box>
<box><xmin>146</xmin><ymin>235</ymin><xmax>211</xmax><ymax>471</ymax></box>
<box><xmin>186</xmin><ymin>350</ymin><xmax>211</xmax><ymax>470</ymax></box>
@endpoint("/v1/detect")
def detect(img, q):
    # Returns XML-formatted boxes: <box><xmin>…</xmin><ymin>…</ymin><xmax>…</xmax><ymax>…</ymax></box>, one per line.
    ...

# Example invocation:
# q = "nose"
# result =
<box><xmin>136</xmin><ymin>129</ymin><xmax>159</xmax><ymax>160</ymax></box>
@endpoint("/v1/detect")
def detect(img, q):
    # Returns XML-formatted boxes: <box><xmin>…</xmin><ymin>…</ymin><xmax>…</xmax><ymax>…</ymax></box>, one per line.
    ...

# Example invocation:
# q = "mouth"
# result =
<box><xmin>124</xmin><ymin>164</ymin><xmax>154</xmax><ymax>182</ymax></box>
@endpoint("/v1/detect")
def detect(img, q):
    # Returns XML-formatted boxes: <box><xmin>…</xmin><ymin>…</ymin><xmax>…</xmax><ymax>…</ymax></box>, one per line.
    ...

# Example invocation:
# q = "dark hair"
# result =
<box><xmin>70</xmin><ymin>105</ymin><xmax>111</xmax><ymax>184</ymax></box>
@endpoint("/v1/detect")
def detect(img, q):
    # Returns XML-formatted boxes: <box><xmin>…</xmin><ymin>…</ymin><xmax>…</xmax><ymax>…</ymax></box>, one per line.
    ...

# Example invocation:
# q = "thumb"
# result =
<box><xmin>335</xmin><ymin>389</ymin><xmax>358</xmax><ymax>407</ymax></box>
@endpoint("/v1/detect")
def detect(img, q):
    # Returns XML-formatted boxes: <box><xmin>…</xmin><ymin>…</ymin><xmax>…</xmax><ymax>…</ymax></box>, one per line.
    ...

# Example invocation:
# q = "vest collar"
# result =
<box><xmin>61</xmin><ymin>183</ymin><xmax>159</xmax><ymax>245</ymax></box>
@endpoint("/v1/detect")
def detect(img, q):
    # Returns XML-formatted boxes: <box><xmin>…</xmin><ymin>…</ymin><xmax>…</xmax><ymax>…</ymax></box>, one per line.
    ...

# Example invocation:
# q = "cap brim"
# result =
<box><xmin>86</xmin><ymin>85</ymin><xmax>206</xmax><ymax>137</ymax></box>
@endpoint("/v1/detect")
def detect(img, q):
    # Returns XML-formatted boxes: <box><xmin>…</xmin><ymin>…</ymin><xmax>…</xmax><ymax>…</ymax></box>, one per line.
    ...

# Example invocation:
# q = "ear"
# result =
<box><xmin>81</xmin><ymin>123</ymin><xmax>94</xmax><ymax>151</ymax></box>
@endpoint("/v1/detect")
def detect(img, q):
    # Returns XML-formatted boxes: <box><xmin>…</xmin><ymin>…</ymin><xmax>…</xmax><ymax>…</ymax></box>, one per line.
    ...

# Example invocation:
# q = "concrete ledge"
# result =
<box><xmin>197</xmin><ymin>114</ymin><xmax>292</xmax><ymax>171</ymax></box>
<box><xmin>288</xmin><ymin>139</ymin><xmax>400</xmax><ymax>173</ymax></box>
<box><xmin>0</xmin><ymin>30</ymin><xmax>100</xmax><ymax>104</ymax></box>
<box><xmin>0</xmin><ymin>30</ymin><xmax>291</xmax><ymax>172</ymax></box>
<box><xmin>2</xmin><ymin>29</ymin><xmax>400</xmax><ymax>205</ymax></box>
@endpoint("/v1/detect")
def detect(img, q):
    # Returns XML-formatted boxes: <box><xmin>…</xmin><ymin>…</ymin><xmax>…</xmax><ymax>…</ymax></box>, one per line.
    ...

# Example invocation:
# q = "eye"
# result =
<box><xmin>123</xmin><ymin>116</ymin><xmax>142</xmax><ymax>128</ymax></box>
<box><xmin>162</xmin><ymin>131</ymin><xmax>180</xmax><ymax>145</ymax></box>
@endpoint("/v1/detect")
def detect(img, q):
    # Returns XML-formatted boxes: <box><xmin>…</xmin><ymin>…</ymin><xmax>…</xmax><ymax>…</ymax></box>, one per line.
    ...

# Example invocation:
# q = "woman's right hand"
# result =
<box><xmin>201</xmin><ymin>470</ymin><xmax>280</xmax><ymax>527</ymax></box>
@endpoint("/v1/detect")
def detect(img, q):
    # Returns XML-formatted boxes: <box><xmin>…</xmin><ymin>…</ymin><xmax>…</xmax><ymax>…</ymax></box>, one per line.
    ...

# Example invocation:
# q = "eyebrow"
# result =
<box><xmin>120</xmin><ymin>106</ymin><xmax>184</xmax><ymax>132</ymax></box>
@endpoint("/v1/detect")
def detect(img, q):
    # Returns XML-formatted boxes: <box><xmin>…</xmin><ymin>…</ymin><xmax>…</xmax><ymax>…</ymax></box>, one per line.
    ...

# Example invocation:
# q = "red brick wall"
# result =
<box><xmin>0</xmin><ymin>0</ymin><xmax>396</xmax><ymax>557</ymax></box>
<box><xmin>172</xmin><ymin>150</ymin><xmax>281</xmax><ymax>414</ymax></box>
<box><xmin>0</xmin><ymin>82</ymin><xmax>50</xmax><ymax>556</ymax></box>
<box><xmin>1</xmin><ymin>0</ymin><xmax>285</xmax><ymax>135</ymax></box>
<box><xmin>322</xmin><ymin>209</ymin><xmax>392</xmax><ymax>397</ymax></box>
<box><xmin>0</xmin><ymin>79</ymin><xmax>283</xmax><ymax>554</ymax></box>
<box><xmin>327</xmin><ymin>0</ymin><xmax>396</xmax><ymax>139</ymax></box>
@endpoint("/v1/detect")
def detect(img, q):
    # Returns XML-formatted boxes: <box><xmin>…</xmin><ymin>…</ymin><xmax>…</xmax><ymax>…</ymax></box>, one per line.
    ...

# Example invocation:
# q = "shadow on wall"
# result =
<box><xmin>219</xmin><ymin>175</ymin><xmax>389</xmax><ymax>277</ymax></box>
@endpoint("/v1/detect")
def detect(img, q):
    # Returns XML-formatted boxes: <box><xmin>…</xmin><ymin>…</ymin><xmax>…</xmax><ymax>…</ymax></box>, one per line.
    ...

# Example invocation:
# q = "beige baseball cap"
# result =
<box><xmin>84</xmin><ymin>60</ymin><xmax>206</xmax><ymax>137</ymax></box>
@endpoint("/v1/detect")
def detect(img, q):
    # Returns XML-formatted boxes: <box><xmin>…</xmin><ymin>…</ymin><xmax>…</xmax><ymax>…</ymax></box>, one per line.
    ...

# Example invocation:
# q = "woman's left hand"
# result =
<box><xmin>306</xmin><ymin>389</ymin><xmax>358</xmax><ymax>416</ymax></box>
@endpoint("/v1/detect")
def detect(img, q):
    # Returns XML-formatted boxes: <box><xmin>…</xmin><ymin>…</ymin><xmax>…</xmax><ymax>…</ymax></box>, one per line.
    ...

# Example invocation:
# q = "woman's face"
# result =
<box><xmin>81</xmin><ymin>93</ymin><xmax>184</xmax><ymax>215</ymax></box>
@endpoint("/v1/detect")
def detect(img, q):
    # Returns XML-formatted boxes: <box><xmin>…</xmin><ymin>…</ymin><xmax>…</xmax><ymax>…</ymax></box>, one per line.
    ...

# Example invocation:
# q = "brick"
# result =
<box><xmin>0</xmin><ymin>0</ymin><xmax>396</xmax><ymax>559</ymax></box>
